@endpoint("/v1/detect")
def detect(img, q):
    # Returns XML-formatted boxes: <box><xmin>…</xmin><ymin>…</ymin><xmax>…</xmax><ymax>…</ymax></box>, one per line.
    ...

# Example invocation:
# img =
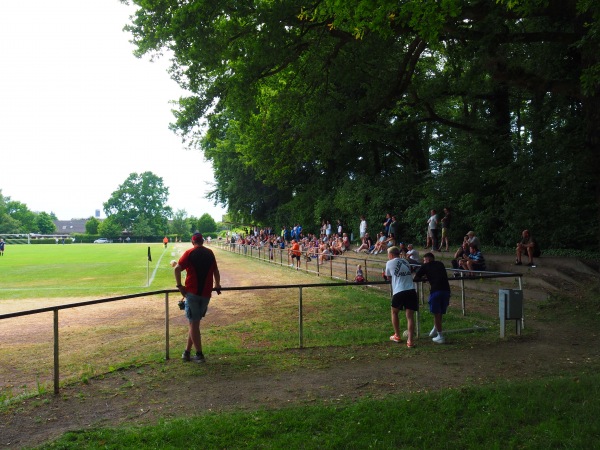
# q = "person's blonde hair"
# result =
<box><xmin>387</xmin><ymin>246</ymin><xmax>400</xmax><ymax>256</ymax></box>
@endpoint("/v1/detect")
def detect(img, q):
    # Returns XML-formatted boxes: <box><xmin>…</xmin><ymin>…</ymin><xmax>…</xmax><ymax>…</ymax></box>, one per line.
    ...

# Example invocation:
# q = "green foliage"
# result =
<box><xmin>0</xmin><ymin>190</ymin><xmax>54</xmax><ymax>234</ymax></box>
<box><xmin>84</xmin><ymin>217</ymin><xmax>100</xmax><ymax>235</ymax></box>
<box><xmin>132</xmin><ymin>215</ymin><xmax>153</xmax><ymax>240</ymax></box>
<box><xmin>169</xmin><ymin>209</ymin><xmax>190</xmax><ymax>240</ymax></box>
<box><xmin>97</xmin><ymin>216</ymin><xmax>122</xmax><ymax>239</ymax></box>
<box><xmin>35</xmin><ymin>212</ymin><xmax>56</xmax><ymax>234</ymax></box>
<box><xmin>125</xmin><ymin>0</ymin><xmax>600</xmax><ymax>250</ymax></box>
<box><xmin>103</xmin><ymin>172</ymin><xmax>173</xmax><ymax>235</ymax></box>
<box><xmin>196</xmin><ymin>213</ymin><xmax>217</xmax><ymax>234</ymax></box>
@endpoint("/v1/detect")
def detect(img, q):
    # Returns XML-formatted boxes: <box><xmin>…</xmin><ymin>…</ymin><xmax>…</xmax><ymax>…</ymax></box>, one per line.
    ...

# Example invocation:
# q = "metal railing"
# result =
<box><xmin>215</xmin><ymin>240</ymin><xmax>524</xmax><ymax>311</ymax></box>
<box><xmin>0</xmin><ymin>244</ymin><xmax>523</xmax><ymax>395</ymax></box>
<box><xmin>1</xmin><ymin>281</ymin><xmax>386</xmax><ymax>395</ymax></box>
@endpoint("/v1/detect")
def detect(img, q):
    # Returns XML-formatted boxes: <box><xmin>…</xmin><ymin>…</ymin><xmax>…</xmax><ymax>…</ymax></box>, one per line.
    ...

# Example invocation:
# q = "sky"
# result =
<box><xmin>0</xmin><ymin>1</ymin><xmax>227</xmax><ymax>222</ymax></box>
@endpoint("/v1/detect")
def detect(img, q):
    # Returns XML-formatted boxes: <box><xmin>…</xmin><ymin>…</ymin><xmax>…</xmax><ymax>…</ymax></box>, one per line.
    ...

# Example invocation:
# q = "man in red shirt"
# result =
<box><xmin>174</xmin><ymin>233</ymin><xmax>221</xmax><ymax>363</ymax></box>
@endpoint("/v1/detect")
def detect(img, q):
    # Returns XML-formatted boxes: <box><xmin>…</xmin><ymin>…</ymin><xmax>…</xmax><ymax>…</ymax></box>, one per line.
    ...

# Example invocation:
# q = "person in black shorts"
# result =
<box><xmin>383</xmin><ymin>246</ymin><xmax>419</xmax><ymax>348</ymax></box>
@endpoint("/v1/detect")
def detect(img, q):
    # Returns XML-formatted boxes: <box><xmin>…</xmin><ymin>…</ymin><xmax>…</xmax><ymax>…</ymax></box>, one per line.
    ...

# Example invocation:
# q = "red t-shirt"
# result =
<box><xmin>178</xmin><ymin>245</ymin><xmax>218</xmax><ymax>297</ymax></box>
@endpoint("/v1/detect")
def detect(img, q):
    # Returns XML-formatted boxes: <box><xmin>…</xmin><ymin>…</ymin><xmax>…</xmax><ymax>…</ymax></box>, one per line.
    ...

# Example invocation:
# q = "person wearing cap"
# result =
<box><xmin>465</xmin><ymin>231</ymin><xmax>480</xmax><ymax>248</ymax></box>
<box><xmin>383</xmin><ymin>246</ymin><xmax>419</xmax><ymax>348</ymax></box>
<box><xmin>174</xmin><ymin>232</ymin><xmax>221</xmax><ymax>363</ymax></box>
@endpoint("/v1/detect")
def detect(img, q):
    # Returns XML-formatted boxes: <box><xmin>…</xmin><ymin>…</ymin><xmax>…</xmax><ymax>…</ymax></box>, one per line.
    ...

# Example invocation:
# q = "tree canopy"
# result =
<box><xmin>103</xmin><ymin>171</ymin><xmax>173</xmax><ymax>235</ymax></box>
<box><xmin>125</xmin><ymin>0</ymin><xmax>600</xmax><ymax>248</ymax></box>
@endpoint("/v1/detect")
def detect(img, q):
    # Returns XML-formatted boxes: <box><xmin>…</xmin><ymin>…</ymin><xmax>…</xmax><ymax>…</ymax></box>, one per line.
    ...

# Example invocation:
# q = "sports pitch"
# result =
<box><xmin>0</xmin><ymin>242</ymin><xmax>186</xmax><ymax>303</ymax></box>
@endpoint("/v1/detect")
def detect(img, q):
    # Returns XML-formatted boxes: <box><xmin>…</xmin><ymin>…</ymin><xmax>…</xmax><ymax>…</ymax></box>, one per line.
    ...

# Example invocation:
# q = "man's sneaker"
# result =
<box><xmin>432</xmin><ymin>334</ymin><xmax>445</xmax><ymax>344</ymax></box>
<box><xmin>515</xmin><ymin>259</ymin><xmax>522</xmax><ymax>266</ymax></box>
<box><xmin>429</xmin><ymin>327</ymin><xmax>438</xmax><ymax>338</ymax></box>
<box><xmin>527</xmin><ymin>262</ymin><xmax>535</xmax><ymax>267</ymax></box>
<box><xmin>182</xmin><ymin>351</ymin><xmax>191</xmax><ymax>362</ymax></box>
<box><xmin>389</xmin><ymin>334</ymin><xmax>402</xmax><ymax>343</ymax></box>
<box><xmin>406</xmin><ymin>340</ymin><xmax>414</xmax><ymax>348</ymax></box>
<box><xmin>192</xmin><ymin>352</ymin><xmax>206</xmax><ymax>363</ymax></box>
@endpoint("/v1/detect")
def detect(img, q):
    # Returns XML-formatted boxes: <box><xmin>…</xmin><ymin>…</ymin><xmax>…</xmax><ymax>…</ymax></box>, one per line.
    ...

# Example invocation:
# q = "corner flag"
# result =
<box><xmin>147</xmin><ymin>246</ymin><xmax>152</xmax><ymax>262</ymax></box>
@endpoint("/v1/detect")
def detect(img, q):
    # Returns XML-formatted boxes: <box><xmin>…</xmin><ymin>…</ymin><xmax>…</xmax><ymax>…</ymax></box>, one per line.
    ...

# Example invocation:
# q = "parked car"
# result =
<box><xmin>93</xmin><ymin>238</ymin><xmax>111</xmax><ymax>244</ymax></box>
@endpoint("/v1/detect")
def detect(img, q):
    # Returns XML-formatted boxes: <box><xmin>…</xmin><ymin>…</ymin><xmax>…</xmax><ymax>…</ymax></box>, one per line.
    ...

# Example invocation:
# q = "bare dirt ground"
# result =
<box><xmin>1</xmin><ymin>251</ymin><xmax>599</xmax><ymax>448</ymax></box>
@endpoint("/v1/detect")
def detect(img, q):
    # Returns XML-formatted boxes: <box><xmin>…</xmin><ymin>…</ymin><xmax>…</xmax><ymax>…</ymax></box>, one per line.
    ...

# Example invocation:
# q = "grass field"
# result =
<box><xmin>0</xmin><ymin>242</ymin><xmax>180</xmax><ymax>301</ymax></box>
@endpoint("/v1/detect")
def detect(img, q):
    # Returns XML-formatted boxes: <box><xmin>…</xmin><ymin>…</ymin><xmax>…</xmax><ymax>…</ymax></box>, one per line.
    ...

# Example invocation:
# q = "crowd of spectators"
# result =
<box><xmin>225</xmin><ymin>211</ymin><xmax>538</xmax><ymax>275</ymax></box>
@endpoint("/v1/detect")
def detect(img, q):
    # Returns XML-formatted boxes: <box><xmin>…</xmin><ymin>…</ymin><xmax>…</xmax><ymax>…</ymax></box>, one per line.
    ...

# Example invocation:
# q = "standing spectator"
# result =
<box><xmin>325</xmin><ymin>220</ymin><xmax>332</xmax><ymax>240</ymax></box>
<box><xmin>426</xmin><ymin>209</ymin><xmax>438</xmax><ymax>251</ymax></box>
<box><xmin>359</xmin><ymin>215</ymin><xmax>367</xmax><ymax>240</ymax></box>
<box><xmin>389</xmin><ymin>215</ymin><xmax>400</xmax><ymax>239</ymax></box>
<box><xmin>337</xmin><ymin>219</ymin><xmax>343</xmax><ymax>237</ymax></box>
<box><xmin>174</xmin><ymin>233</ymin><xmax>221</xmax><ymax>363</ymax></box>
<box><xmin>384</xmin><ymin>246</ymin><xmax>418</xmax><ymax>348</ymax></box>
<box><xmin>382</xmin><ymin>213</ymin><xmax>392</xmax><ymax>236</ymax></box>
<box><xmin>413</xmin><ymin>252</ymin><xmax>451</xmax><ymax>344</ymax></box>
<box><xmin>516</xmin><ymin>229</ymin><xmax>541</xmax><ymax>267</ymax></box>
<box><xmin>0</xmin><ymin>238</ymin><xmax>5</xmax><ymax>256</ymax></box>
<box><xmin>289</xmin><ymin>239</ymin><xmax>301</xmax><ymax>269</ymax></box>
<box><xmin>163</xmin><ymin>236</ymin><xmax>169</xmax><ymax>248</ymax></box>
<box><xmin>438</xmin><ymin>207</ymin><xmax>451</xmax><ymax>251</ymax></box>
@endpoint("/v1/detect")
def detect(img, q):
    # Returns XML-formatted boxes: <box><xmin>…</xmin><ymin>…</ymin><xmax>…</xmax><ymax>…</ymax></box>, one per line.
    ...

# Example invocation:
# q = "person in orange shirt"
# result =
<box><xmin>163</xmin><ymin>236</ymin><xmax>169</xmax><ymax>248</ymax></box>
<box><xmin>289</xmin><ymin>239</ymin><xmax>302</xmax><ymax>269</ymax></box>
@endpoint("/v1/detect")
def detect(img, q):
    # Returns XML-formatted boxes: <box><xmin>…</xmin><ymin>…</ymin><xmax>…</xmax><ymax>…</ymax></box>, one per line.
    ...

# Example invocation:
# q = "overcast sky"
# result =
<box><xmin>0</xmin><ymin>1</ymin><xmax>227</xmax><ymax>221</ymax></box>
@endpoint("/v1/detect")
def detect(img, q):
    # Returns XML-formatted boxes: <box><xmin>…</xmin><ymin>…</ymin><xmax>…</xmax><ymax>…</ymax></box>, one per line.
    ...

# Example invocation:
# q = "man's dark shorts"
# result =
<box><xmin>391</xmin><ymin>289</ymin><xmax>419</xmax><ymax>311</ymax></box>
<box><xmin>185</xmin><ymin>293</ymin><xmax>210</xmax><ymax>322</ymax></box>
<box><xmin>429</xmin><ymin>290</ymin><xmax>451</xmax><ymax>314</ymax></box>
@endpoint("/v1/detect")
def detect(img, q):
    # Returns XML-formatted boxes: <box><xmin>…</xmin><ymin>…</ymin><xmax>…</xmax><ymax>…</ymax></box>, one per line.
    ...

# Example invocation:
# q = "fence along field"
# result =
<box><xmin>0</xmin><ymin>242</ymin><xmax>497</xmax><ymax>399</ymax></box>
<box><xmin>0</xmin><ymin>242</ymin><xmax>181</xmax><ymax>397</ymax></box>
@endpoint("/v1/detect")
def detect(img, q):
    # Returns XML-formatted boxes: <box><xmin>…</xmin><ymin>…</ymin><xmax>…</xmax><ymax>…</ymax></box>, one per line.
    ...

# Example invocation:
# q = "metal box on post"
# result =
<box><xmin>499</xmin><ymin>289</ymin><xmax>523</xmax><ymax>337</ymax></box>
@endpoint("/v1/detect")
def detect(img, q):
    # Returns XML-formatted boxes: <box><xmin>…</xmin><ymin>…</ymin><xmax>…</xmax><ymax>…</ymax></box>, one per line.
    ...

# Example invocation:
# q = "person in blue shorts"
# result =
<box><xmin>413</xmin><ymin>252</ymin><xmax>451</xmax><ymax>344</ymax></box>
<box><xmin>174</xmin><ymin>233</ymin><xmax>221</xmax><ymax>363</ymax></box>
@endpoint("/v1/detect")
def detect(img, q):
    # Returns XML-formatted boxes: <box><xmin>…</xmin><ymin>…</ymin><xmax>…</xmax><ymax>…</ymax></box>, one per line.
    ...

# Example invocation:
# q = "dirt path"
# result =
<box><xmin>1</xmin><ymin>251</ymin><xmax>599</xmax><ymax>448</ymax></box>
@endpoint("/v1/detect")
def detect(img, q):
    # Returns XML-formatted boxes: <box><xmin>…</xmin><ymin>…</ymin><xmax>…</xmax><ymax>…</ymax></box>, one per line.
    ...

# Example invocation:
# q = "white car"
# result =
<box><xmin>93</xmin><ymin>238</ymin><xmax>110</xmax><ymax>244</ymax></box>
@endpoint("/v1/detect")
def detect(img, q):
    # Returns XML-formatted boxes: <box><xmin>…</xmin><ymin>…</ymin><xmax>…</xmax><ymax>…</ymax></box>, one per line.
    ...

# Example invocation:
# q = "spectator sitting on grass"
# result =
<box><xmin>460</xmin><ymin>244</ymin><xmax>486</xmax><ymax>275</ymax></box>
<box><xmin>516</xmin><ymin>229</ymin><xmax>541</xmax><ymax>267</ymax></box>
<box><xmin>355</xmin><ymin>233</ymin><xmax>373</xmax><ymax>253</ymax></box>
<box><xmin>342</xmin><ymin>233</ymin><xmax>351</xmax><ymax>252</ymax></box>
<box><xmin>406</xmin><ymin>243</ymin><xmax>420</xmax><ymax>265</ymax></box>
<box><xmin>371</xmin><ymin>232</ymin><xmax>387</xmax><ymax>254</ymax></box>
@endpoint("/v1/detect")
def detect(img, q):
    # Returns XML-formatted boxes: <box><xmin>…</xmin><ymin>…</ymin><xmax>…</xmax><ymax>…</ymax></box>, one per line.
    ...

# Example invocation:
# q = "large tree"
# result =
<box><xmin>125</xmin><ymin>0</ymin><xmax>599</xmax><ymax>248</ymax></box>
<box><xmin>36</xmin><ymin>212</ymin><xmax>56</xmax><ymax>235</ymax></box>
<box><xmin>103</xmin><ymin>172</ymin><xmax>173</xmax><ymax>235</ymax></box>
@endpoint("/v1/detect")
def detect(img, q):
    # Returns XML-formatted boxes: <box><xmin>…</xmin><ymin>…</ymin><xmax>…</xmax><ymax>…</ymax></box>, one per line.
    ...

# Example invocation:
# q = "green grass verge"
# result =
<box><xmin>38</xmin><ymin>372</ymin><xmax>600</xmax><ymax>449</ymax></box>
